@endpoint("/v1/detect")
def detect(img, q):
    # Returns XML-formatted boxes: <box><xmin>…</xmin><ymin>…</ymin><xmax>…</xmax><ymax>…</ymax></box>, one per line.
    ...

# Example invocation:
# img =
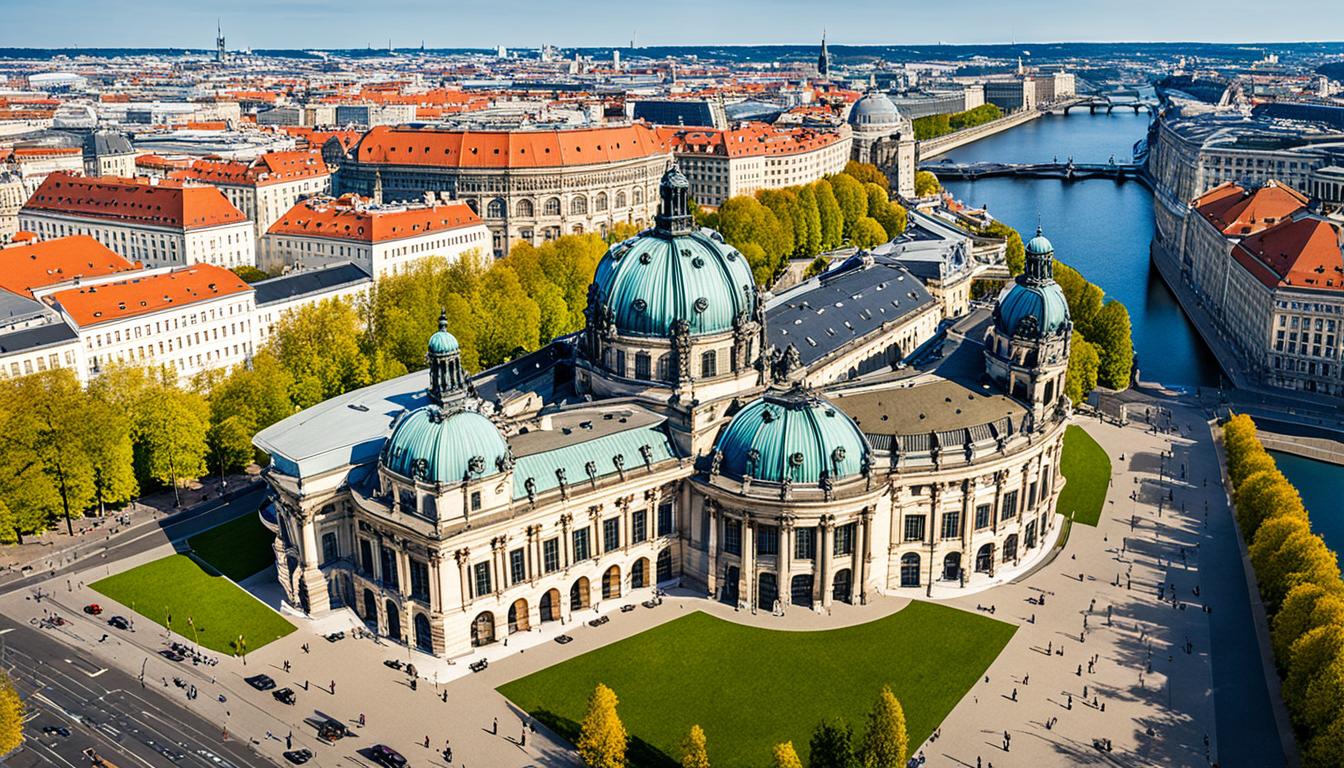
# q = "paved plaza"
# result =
<box><xmin>0</xmin><ymin>394</ymin><xmax>1294</xmax><ymax>767</ymax></box>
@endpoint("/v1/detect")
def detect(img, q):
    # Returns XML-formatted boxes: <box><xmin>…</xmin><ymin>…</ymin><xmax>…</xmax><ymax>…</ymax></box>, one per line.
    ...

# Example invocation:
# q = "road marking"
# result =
<box><xmin>33</xmin><ymin>692</ymin><xmax>78</xmax><ymax>721</ymax></box>
<box><xmin>0</xmin><ymin>627</ymin><xmax>14</xmax><ymax>635</ymax></box>
<box><xmin>63</xmin><ymin>657</ymin><xmax>107</xmax><ymax>678</ymax></box>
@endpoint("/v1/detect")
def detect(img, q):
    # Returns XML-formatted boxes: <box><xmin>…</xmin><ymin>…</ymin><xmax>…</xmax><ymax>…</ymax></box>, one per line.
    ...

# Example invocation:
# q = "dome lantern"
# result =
<box><xmin>654</xmin><ymin>164</ymin><xmax>694</xmax><ymax>237</ymax></box>
<box><xmin>426</xmin><ymin>308</ymin><xmax>465</xmax><ymax>408</ymax></box>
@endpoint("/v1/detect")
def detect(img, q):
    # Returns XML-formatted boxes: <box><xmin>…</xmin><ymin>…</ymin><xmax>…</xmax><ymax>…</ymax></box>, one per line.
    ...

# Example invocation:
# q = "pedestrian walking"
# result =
<box><xmin>359</xmin><ymin>713</ymin><xmax>366</xmax><ymax>727</ymax></box>
<box><xmin>1023</xmin><ymin>674</ymin><xmax>1029</xmax><ymax>686</ymax></box>
<box><xmin>283</xmin><ymin>659</ymin><xmax>291</xmax><ymax>673</ymax></box>
<box><xmin>1011</xmin><ymin>687</ymin><xmax>1017</xmax><ymax>701</ymax></box>
<box><xmin>302</xmin><ymin>643</ymin><xmax>310</xmax><ymax>654</ymax></box>
<box><xmin>492</xmin><ymin>717</ymin><xmax>498</xmax><ymax>735</ymax></box>
<box><xmin>1077</xmin><ymin>664</ymin><xmax>1082</xmax><ymax>676</ymax></box>
<box><xmin>330</xmin><ymin>679</ymin><xmax>336</xmax><ymax>694</ymax></box>
<box><xmin>1067</xmin><ymin>694</ymin><xmax>1073</xmax><ymax>710</ymax></box>
<box><xmin>1083</xmin><ymin>685</ymin><xmax>1088</xmax><ymax>698</ymax></box>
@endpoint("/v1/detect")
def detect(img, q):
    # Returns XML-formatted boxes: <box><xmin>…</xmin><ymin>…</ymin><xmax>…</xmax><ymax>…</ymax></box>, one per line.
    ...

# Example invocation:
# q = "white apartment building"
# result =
<box><xmin>173</xmin><ymin>151</ymin><xmax>331</xmax><ymax>255</ymax></box>
<box><xmin>262</xmin><ymin>195</ymin><xmax>489</xmax><ymax>278</ymax></box>
<box><xmin>3</xmin><ymin>147</ymin><xmax>84</xmax><ymax>196</ymax></box>
<box><xmin>19</xmin><ymin>173</ymin><xmax>258</xmax><ymax>270</ymax></box>
<box><xmin>659</xmin><ymin>123</ymin><xmax>853</xmax><ymax>207</ymax></box>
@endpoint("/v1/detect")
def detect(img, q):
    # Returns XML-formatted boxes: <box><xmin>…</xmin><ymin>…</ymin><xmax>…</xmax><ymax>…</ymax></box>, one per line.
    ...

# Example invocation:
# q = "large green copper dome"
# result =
<box><xmin>382</xmin><ymin>407</ymin><xmax>509</xmax><ymax>484</ymax></box>
<box><xmin>590</xmin><ymin>228</ymin><xmax>757</xmax><ymax>337</ymax></box>
<box><xmin>993</xmin><ymin>226</ymin><xmax>1071</xmax><ymax>339</ymax></box>
<box><xmin>714</xmin><ymin>389</ymin><xmax>869</xmax><ymax>485</ymax></box>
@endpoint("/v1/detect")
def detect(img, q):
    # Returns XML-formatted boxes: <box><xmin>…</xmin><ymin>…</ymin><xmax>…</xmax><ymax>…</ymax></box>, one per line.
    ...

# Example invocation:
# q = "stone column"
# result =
<box><xmin>620</xmin><ymin>495</ymin><xmax>632</xmax><ymax>552</ymax></box>
<box><xmin>491</xmin><ymin>537</ymin><xmax>505</xmax><ymax>596</ymax></box>
<box><xmin>589</xmin><ymin>506</ymin><xmax>602</xmax><ymax>561</ymax></box>
<box><xmin>857</xmin><ymin>507</ymin><xmax>873</xmax><ymax>604</ymax></box>
<box><xmin>525</xmin><ymin>525</ymin><xmax>538</xmax><ymax>586</ymax></box>
<box><xmin>817</xmin><ymin>517</ymin><xmax>832</xmax><ymax>609</ymax></box>
<box><xmin>742</xmin><ymin>515</ymin><xmax>756</xmax><ymax>610</ymax></box>
<box><xmin>779</xmin><ymin>515</ymin><xmax>794</xmax><ymax>611</ymax></box>
<box><xmin>561</xmin><ymin>513</ymin><xmax>572</xmax><ymax>571</ymax></box>
<box><xmin>706</xmin><ymin>499</ymin><xmax>720</xmax><ymax>598</ymax></box>
<box><xmin>428</xmin><ymin>552</ymin><xmax>444</xmax><ymax>613</ymax></box>
<box><xmin>926</xmin><ymin>484</ymin><xmax>939</xmax><ymax>597</ymax></box>
<box><xmin>960</xmin><ymin>477</ymin><xmax>976</xmax><ymax>588</ymax></box>
<box><xmin>455</xmin><ymin>549</ymin><xmax>470</xmax><ymax>612</ymax></box>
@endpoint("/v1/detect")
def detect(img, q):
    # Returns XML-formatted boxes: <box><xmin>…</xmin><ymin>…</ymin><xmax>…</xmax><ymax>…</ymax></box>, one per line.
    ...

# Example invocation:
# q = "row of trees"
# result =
<box><xmin>576</xmin><ymin>682</ymin><xmax>909</xmax><ymax>768</ymax></box>
<box><xmin>912</xmin><ymin>104</ymin><xmax>1004</xmax><ymax>141</ymax></box>
<box><xmin>1223</xmin><ymin>415</ymin><xmax>1344</xmax><ymax>766</ymax></box>
<box><xmin>0</xmin><ymin>668</ymin><xmax>21</xmax><ymax>756</ymax></box>
<box><xmin>699</xmin><ymin>161</ymin><xmax>909</xmax><ymax>285</ymax></box>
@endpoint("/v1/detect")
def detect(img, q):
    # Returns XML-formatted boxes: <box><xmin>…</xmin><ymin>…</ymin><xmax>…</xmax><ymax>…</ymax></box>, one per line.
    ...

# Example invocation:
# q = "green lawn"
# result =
<box><xmin>187</xmin><ymin>512</ymin><xmax>275</xmax><ymax>581</ymax></box>
<box><xmin>91</xmin><ymin>554</ymin><xmax>295</xmax><ymax>654</ymax></box>
<box><xmin>1057</xmin><ymin>424</ymin><xmax>1111</xmax><ymax>526</ymax></box>
<box><xmin>498</xmin><ymin>601</ymin><xmax>1014</xmax><ymax>767</ymax></box>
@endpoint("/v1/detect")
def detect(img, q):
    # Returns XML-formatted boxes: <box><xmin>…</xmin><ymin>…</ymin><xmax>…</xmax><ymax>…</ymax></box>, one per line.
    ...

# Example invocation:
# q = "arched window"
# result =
<box><xmin>601</xmin><ymin>565</ymin><xmax>621</xmax><ymax>599</ymax></box>
<box><xmin>1003</xmin><ymin>534</ymin><xmax>1019</xmax><ymax>563</ymax></box>
<box><xmin>631</xmin><ymin>558</ymin><xmax>649</xmax><ymax>589</ymax></box>
<box><xmin>832</xmin><ymin>569</ymin><xmax>853</xmax><ymax>603</ymax></box>
<box><xmin>632</xmin><ymin>188</ymin><xmax>643</xmax><ymax>205</ymax></box>
<box><xmin>595</xmin><ymin>192</ymin><xmax>608</xmax><ymax>212</ymax></box>
<box><xmin>569</xmin><ymin>577</ymin><xmax>591</xmax><ymax>611</ymax></box>
<box><xmin>570</xmin><ymin>195</ymin><xmax>588</xmax><ymax>216</ymax></box>
<box><xmin>757</xmin><ymin>572</ymin><xmax>778</xmax><ymax>612</ymax></box>
<box><xmin>543</xmin><ymin>197</ymin><xmax>561</xmax><ymax>217</ymax></box>
<box><xmin>700</xmin><ymin>350</ymin><xmax>718</xmax><ymax>379</ymax></box>
<box><xmin>942</xmin><ymin>552</ymin><xmax>962</xmax><ymax>581</ymax></box>
<box><xmin>976</xmin><ymin>543</ymin><xmax>995</xmax><ymax>573</ymax></box>
<box><xmin>385</xmin><ymin>600</ymin><xmax>401</xmax><ymax>641</ymax></box>
<box><xmin>470</xmin><ymin>611</ymin><xmax>496</xmax><ymax>646</ymax></box>
<box><xmin>516</xmin><ymin>198</ymin><xmax>535</xmax><ymax>218</ymax></box>
<box><xmin>486</xmin><ymin>198</ymin><xmax>505</xmax><ymax>218</ymax></box>
<box><xmin>656</xmin><ymin>548</ymin><xmax>673</xmax><ymax>583</ymax></box>
<box><xmin>413</xmin><ymin>613</ymin><xmax>432</xmax><ymax>652</ymax></box>
<box><xmin>900</xmin><ymin>553</ymin><xmax>921</xmax><ymax>587</ymax></box>
<box><xmin>790</xmin><ymin>574</ymin><xmax>814</xmax><ymax>608</ymax></box>
<box><xmin>507</xmin><ymin>599</ymin><xmax>530</xmax><ymax>634</ymax></box>
<box><xmin>539</xmin><ymin>589</ymin><xmax>561</xmax><ymax>622</ymax></box>
<box><xmin>615</xmin><ymin>191</ymin><xmax>627</xmax><ymax>209</ymax></box>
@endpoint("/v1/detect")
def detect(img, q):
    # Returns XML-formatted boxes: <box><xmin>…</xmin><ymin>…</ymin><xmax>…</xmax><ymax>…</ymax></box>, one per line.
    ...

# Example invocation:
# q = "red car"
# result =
<box><xmin>83</xmin><ymin>604</ymin><xmax>103</xmax><ymax>615</ymax></box>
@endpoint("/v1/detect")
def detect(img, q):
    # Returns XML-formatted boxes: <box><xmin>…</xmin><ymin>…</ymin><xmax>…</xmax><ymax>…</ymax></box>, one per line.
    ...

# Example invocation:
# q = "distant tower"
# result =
<box><xmin>613</xmin><ymin>49</ymin><xmax>621</xmax><ymax>71</ymax></box>
<box><xmin>372</xmin><ymin>169</ymin><xmax>384</xmax><ymax>206</ymax></box>
<box><xmin>818</xmin><ymin>32</ymin><xmax>830</xmax><ymax>79</ymax></box>
<box><xmin>215</xmin><ymin>21</ymin><xmax>226</xmax><ymax>64</ymax></box>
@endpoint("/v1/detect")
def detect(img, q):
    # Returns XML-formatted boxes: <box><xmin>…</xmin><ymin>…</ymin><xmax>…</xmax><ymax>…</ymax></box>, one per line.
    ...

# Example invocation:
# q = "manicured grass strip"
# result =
<box><xmin>498</xmin><ymin>601</ymin><xmax>1014</xmax><ymax>767</ymax></box>
<box><xmin>91</xmin><ymin>554</ymin><xmax>295</xmax><ymax>654</ymax></box>
<box><xmin>186</xmin><ymin>511</ymin><xmax>275</xmax><ymax>582</ymax></box>
<box><xmin>1058</xmin><ymin>424</ymin><xmax>1111</xmax><ymax>526</ymax></box>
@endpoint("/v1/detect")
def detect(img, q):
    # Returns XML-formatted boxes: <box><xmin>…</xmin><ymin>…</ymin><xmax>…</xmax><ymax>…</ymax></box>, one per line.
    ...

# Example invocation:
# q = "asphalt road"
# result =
<box><xmin>0</xmin><ymin>614</ymin><xmax>272</xmax><ymax>768</ymax></box>
<box><xmin>0</xmin><ymin>485</ymin><xmax>268</xmax><ymax>596</ymax></box>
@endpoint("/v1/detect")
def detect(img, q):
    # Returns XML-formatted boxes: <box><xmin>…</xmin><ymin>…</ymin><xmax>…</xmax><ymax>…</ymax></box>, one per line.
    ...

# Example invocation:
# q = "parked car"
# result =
<box><xmin>108</xmin><ymin>616</ymin><xmax>131</xmax><ymax>631</ymax></box>
<box><xmin>158</xmin><ymin>649</ymin><xmax>185</xmax><ymax>662</ymax></box>
<box><xmin>272</xmin><ymin>687</ymin><xmax>296</xmax><ymax>705</ymax></box>
<box><xmin>283</xmin><ymin>748</ymin><xmax>314</xmax><ymax>764</ymax></box>
<box><xmin>42</xmin><ymin>725</ymin><xmax>71</xmax><ymax>737</ymax></box>
<box><xmin>368</xmin><ymin>744</ymin><xmax>408</xmax><ymax>767</ymax></box>
<box><xmin>83</xmin><ymin>604</ymin><xmax>102</xmax><ymax>615</ymax></box>
<box><xmin>244</xmin><ymin>674</ymin><xmax>276</xmax><ymax>691</ymax></box>
<box><xmin>317</xmin><ymin>718</ymin><xmax>348</xmax><ymax>741</ymax></box>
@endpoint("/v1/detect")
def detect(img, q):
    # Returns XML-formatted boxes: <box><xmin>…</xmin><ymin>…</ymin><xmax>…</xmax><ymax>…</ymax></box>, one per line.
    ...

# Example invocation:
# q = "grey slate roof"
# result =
<box><xmin>252</xmin><ymin>263</ymin><xmax>371</xmax><ymax>306</ymax></box>
<box><xmin>0</xmin><ymin>320</ymin><xmax>77</xmax><ymax>355</ymax></box>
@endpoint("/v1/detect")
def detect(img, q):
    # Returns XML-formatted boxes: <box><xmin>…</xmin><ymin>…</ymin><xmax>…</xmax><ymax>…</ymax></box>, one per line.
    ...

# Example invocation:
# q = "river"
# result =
<box><xmin>936</xmin><ymin>110</ymin><xmax>1344</xmax><ymax>549</ymax></box>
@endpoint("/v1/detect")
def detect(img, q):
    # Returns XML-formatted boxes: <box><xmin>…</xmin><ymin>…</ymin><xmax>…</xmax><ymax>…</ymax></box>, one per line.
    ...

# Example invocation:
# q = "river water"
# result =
<box><xmin>937</xmin><ymin>110</ymin><xmax>1344</xmax><ymax>546</ymax></box>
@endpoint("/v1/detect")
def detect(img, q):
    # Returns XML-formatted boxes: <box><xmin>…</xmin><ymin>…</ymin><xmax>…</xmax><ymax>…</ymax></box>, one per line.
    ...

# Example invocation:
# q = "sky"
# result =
<box><xmin>0</xmin><ymin>0</ymin><xmax>1340</xmax><ymax>49</ymax></box>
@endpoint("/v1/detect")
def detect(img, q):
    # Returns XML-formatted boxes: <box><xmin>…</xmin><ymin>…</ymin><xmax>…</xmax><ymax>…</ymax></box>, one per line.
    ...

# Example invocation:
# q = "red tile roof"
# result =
<box><xmin>23</xmin><ymin>173</ymin><xmax>248</xmax><ymax>231</ymax></box>
<box><xmin>350</xmin><ymin>123</ymin><xmax>668</xmax><ymax>169</ymax></box>
<box><xmin>173</xmin><ymin>150</ymin><xmax>329</xmax><ymax>188</ymax></box>
<box><xmin>1194</xmin><ymin>180</ymin><xmax>1308</xmax><ymax>237</ymax></box>
<box><xmin>267</xmin><ymin>195</ymin><xmax>482</xmax><ymax>244</ymax></box>
<box><xmin>659</xmin><ymin>122</ymin><xmax>847</xmax><ymax>159</ymax></box>
<box><xmin>0</xmin><ymin>235</ymin><xmax>139</xmax><ymax>297</ymax></box>
<box><xmin>47</xmin><ymin>264</ymin><xmax>251</xmax><ymax>327</ymax></box>
<box><xmin>1234</xmin><ymin>216</ymin><xmax>1344</xmax><ymax>292</ymax></box>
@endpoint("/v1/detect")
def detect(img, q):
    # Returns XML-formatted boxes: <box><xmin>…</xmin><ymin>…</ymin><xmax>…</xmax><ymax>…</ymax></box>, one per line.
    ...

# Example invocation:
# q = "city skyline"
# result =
<box><xmin>1</xmin><ymin>0</ymin><xmax>1343</xmax><ymax>50</ymax></box>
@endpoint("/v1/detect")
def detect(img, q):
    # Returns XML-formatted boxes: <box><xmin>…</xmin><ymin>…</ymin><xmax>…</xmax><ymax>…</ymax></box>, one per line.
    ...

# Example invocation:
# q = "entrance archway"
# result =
<box><xmin>569</xmin><ymin>577</ymin><xmax>591</xmax><ymax>611</ymax></box>
<box><xmin>656</xmin><ymin>548</ymin><xmax>673</xmax><ymax>583</ymax></box>
<box><xmin>471</xmin><ymin>611</ymin><xmax>496</xmax><ymax>647</ymax></box>
<box><xmin>385</xmin><ymin>600</ymin><xmax>401</xmax><ymax>642</ymax></box>
<box><xmin>601</xmin><ymin>565</ymin><xmax>621</xmax><ymax>600</ymax></box>
<box><xmin>943</xmin><ymin>552</ymin><xmax>962</xmax><ymax>581</ymax></box>
<box><xmin>976</xmin><ymin>543</ymin><xmax>994</xmax><ymax>573</ymax></box>
<box><xmin>790</xmin><ymin>574</ymin><xmax>814</xmax><ymax>609</ymax></box>
<box><xmin>722</xmin><ymin>565</ymin><xmax>740</xmax><ymax>604</ymax></box>
<box><xmin>832</xmin><ymin>568</ymin><xmax>853</xmax><ymax>603</ymax></box>
<box><xmin>413</xmin><ymin>613</ymin><xmax>432</xmax><ymax>652</ymax></box>
<box><xmin>540</xmin><ymin>588</ymin><xmax>561</xmax><ymax>623</ymax></box>
<box><xmin>508</xmin><ymin>598</ymin><xmax>530</xmax><ymax>633</ymax></box>
<box><xmin>900</xmin><ymin>553</ymin><xmax>920</xmax><ymax>588</ymax></box>
<box><xmin>758</xmin><ymin>572</ymin><xmax>778</xmax><ymax>612</ymax></box>
<box><xmin>362</xmin><ymin>589</ymin><xmax>377</xmax><ymax>627</ymax></box>
<box><xmin>631</xmin><ymin>558</ymin><xmax>649</xmax><ymax>589</ymax></box>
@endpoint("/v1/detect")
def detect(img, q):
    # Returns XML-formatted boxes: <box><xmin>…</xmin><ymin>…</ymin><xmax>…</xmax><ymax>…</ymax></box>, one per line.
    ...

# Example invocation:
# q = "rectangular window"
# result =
<box><xmin>975</xmin><ymin>503</ymin><xmax>991</xmax><ymax>530</ymax></box>
<box><xmin>573</xmin><ymin>528</ymin><xmax>591</xmax><ymax>562</ymax></box>
<box><xmin>903</xmin><ymin>515</ymin><xmax>926</xmax><ymax>543</ymax></box>
<box><xmin>635</xmin><ymin>353</ymin><xmax>651</xmax><ymax>380</ymax></box>
<box><xmin>379</xmin><ymin>546</ymin><xmax>399</xmax><ymax>590</ymax></box>
<box><xmin>470</xmin><ymin>491</ymin><xmax>482</xmax><ymax>511</ymax></box>
<box><xmin>321</xmin><ymin>532</ymin><xmax>339</xmax><ymax>564</ymax></box>
<box><xmin>631</xmin><ymin>511</ymin><xmax>648</xmax><ymax>544</ymax></box>
<box><xmin>359</xmin><ymin>539</ymin><xmax>373</xmax><ymax>575</ymax></box>
<box><xmin>795</xmin><ymin>526</ymin><xmax>816</xmax><ymax>559</ymax></box>
<box><xmin>700</xmin><ymin>350</ymin><xmax>717</xmax><ymax>378</ymax></box>
<box><xmin>1001</xmin><ymin>490</ymin><xmax>1019</xmax><ymax>522</ymax></box>
<box><xmin>658</xmin><ymin>500</ymin><xmax>674</xmax><ymax>536</ymax></box>
<box><xmin>409</xmin><ymin>559</ymin><xmax>430</xmax><ymax>601</ymax></box>
<box><xmin>756</xmin><ymin>524</ymin><xmax>779</xmax><ymax>556</ymax></box>
<box><xmin>1029</xmin><ymin>481</ymin><xmax>1039</xmax><ymax>509</ymax></box>
<box><xmin>941</xmin><ymin>511</ymin><xmax>961</xmax><ymax>540</ymax></box>
<box><xmin>509</xmin><ymin>548</ymin><xmax>526</xmax><ymax>585</ymax></box>
<box><xmin>472</xmin><ymin>561</ymin><xmax>492</xmax><ymax>597</ymax></box>
<box><xmin>724</xmin><ymin>519</ymin><xmax>742</xmax><ymax>555</ymax></box>
<box><xmin>602</xmin><ymin>517</ymin><xmax>620</xmax><ymax>553</ymax></box>
<box><xmin>615</xmin><ymin>349</ymin><xmax>626</xmax><ymax>376</ymax></box>
<box><xmin>543</xmin><ymin>538</ymin><xmax>560</xmax><ymax>573</ymax></box>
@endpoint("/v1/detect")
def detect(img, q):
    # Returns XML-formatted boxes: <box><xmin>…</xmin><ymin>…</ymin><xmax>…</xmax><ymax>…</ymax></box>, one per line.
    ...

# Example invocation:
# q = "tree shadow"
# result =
<box><xmin>530</xmin><ymin>710</ymin><xmax>676</xmax><ymax>768</ymax></box>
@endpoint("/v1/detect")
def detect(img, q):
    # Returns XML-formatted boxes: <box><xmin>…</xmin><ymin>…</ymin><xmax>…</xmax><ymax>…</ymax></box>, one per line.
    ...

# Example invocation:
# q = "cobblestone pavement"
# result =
<box><xmin>0</xmin><ymin>402</ymin><xmax>1291</xmax><ymax>767</ymax></box>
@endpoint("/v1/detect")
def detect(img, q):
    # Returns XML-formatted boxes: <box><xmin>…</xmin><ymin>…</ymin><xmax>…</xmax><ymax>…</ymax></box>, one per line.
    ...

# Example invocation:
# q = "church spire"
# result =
<box><xmin>818</xmin><ymin>32</ymin><xmax>830</xmax><ymax>79</ymax></box>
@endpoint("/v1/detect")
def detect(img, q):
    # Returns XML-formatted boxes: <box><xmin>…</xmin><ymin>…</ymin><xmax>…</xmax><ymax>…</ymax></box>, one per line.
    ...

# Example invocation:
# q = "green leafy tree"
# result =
<box><xmin>1235</xmin><ymin>469</ymin><xmax>1304</xmax><ymax>537</ymax></box>
<box><xmin>809</xmin><ymin>719</ymin><xmax>856</xmax><ymax>768</ymax></box>
<box><xmin>82</xmin><ymin>389</ymin><xmax>137</xmax><ymax>515</ymax></box>
<box><xmin>1065</xmin><ymin>332</ymin><xmax>1100</xmax><ymax>405</ymax></box>
<box><xmin>1089</xmin><ymin>300</ymin><xmax>1134</xmax><ymax>389</ymax></box>
<box><xmin>474</xmin><ymin>264</ymin><xmax>541</xmax><ymax>368</ymax></box>
<box><xmin>851</xmin><ymin>217</ymin><xmax>889</xmax><ymax>249</ymax></box>
<box><xmin>271</xmin><ymin>297</ymin><xmax>371</xmax><ymax>408</ymax></box>
<box><xmin>795</xmin><ymin>185</ymin><xmax>824</xmax><ymax>255</ymax></box>
<box><xmin>860</xmin><ymin>685</ymin><xmax>909</xmax><ymax>768</ymax></box>
<box><xmin>207</xmin><ymin>414</ymin><xmax>255</xmax><ymax>477</ymax></box>
<box><xmin>0</xmin><ymin>668</ymin><xmax>24</xmax><ymax>755</ymax></box>
<box><xmin>914</xmin><ymin>171</ymin><xmax>940</xmax><ymax>197</ymax></box>
<box><xmin>1054</xmin><ymin>262</ymin><xmax>1104</xmax><ymax>330</ymax></box>
<box><xmin>577</xmin><ymin>683</ymin><xmax>627</xmax><ymax>768</ymax></box>
<box><xmin>1306</xmin><ymin>711</ymin><xmax>1344</xmax><ymax>768</ymax></box>
<box><xmin>134</xmin><ymin>368</ymin><xmax>210</xmax><ymax>503</ymax></box>
<box><xmin>1287</xmin><ymin>625</ymin><xmax>1344</xmax><ymax>725</ymax></box>
<box><xmin>0</xmin><ymin>380</ymin><xmax>74</xmax><ymax>540</ymax></box>
<box><xmin>772</xmin><ymin>741</ymin><xmax>803</xmax><ymax>768</ymax></box>
<box><xmin>844</xmin><ymin>161</ymin><xmax>888</xmax><ymax>191</ymax></box>
<box><xmin>1274</xmin><ymin>583</ymin><xmax>1344</xmax><ymax>667</ymax></box>
<box><xmin>680</xmin><ymin>724</ymin><xmax>710</xmax><ymax>768</ymax></box>
<box><xmin>17</xmin><ymin>370</ymin><xmax>96</xmax><ymax>535</ymax></box>
<box><xmin>829</xmin><ymin>173</ymin><xmax>867</xmax><ymax>237</ymax></box>
<box><xmin>230</xmin><ymin>265</ymin><xmax>271</xmax><ymax>283</ymax></box>
<box><xmin>813</xmin><ymin>180</ymin><xmax>844</xmax><ymax>250</ymax></box>
<box><xmin>872</xmin><ymin>200</ymin><xmax>908</xmax><ymax>241</ymax></box>
<box><xmin>758</xmin><ymin>189</ymin><xmax>798</xmax><ymax>260</ymax></box>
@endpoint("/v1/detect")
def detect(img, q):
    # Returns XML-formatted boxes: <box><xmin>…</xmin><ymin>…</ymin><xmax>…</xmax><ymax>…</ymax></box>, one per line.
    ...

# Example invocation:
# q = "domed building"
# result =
<box><xmin>255</xmin><ymin>165</ymin><xmax>1074</xmax><ymax>660</ymax></box>
<box><xmin>847</xmin><ymin>91</ymin><xmax>917</xmax><ymax>198</ymax></box>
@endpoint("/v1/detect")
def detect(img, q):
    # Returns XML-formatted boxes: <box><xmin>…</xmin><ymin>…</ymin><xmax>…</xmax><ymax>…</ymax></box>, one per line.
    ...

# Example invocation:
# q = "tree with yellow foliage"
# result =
<box><xmin>681</xmin><ymin>724</ymin><xmax>710</xmax><ymax>768</ymax></box>
<box><xmin>577</xmin><ymin>683</ymin><xmax>628</xmax><ymax>768</ymax></box>
<box><xmin>1255</xmin><ymin>527</ymin><xmax>1340</xmax><ymax>612</ymax></box>
<box><xmin>1274</xmin><ymin>582</ymin><xmax>1344</xmax><ymax>667</ymax></box>
<box><xmin>1236</xmin><ymin>469</ymin><xmax>1305</xmax><ymax>538</ymax></box>
<box><xmin>0</xmin><ymin>668</ymin><xmax>22</xmax><ymax>755</ymax></box>
<box><xmin>860</xmin><ymin>685</ymin><xmax>909</xmax><ymax>768</ymax></box>
<box><xmin>1286</xmin><ymin>624</ymin><xmax>1344</xmax><ymax>721</ymax></box>
<box><xmin>772</xmin><ymin>741</ymin><xmax>804</xmax><ymax>768</ymax></box>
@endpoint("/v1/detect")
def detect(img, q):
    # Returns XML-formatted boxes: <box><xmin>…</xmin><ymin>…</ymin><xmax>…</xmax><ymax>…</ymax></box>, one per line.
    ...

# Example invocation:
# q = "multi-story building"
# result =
<box><xmin>262</xmin><ymin>194</ymin><xmax>489</xmax><ymax>277</ymax></box>
<box><xmin>326</xmin><ymin>123</ymin><xmax>670</xmax><ymax>255</ymax></box>
<box><xmin>251</xmin><ymin>263</ymin><xmax>372</xmax><ymax>348</ymax></box>
<box><xmin>19</xmin><ymin>173</ymin><xmax>257</xmax><ymax>270</ymax></box>
<box><xmin>254</xmin><ymin>168</ymin><xmax>1072</xmax><ymax>659</ymax></box>
<box><xmin>172</xmin><ymin>151</ymin><xmax>332</xmax><ymax>255</ymax></box>
<box><xmin>846</xmin><ymin>92</ymin><xmax>917</xmax><ymax>198</ymax></box>
<box><xmin>333</xmin><ymin>104</ymin><xmax>417</xmax><ymax>128</ymax></box>
<box><xmin>81</xmin><ymin>132</ymin><xmax>137</xmax><ymax>178</ymax></box>
<box><xmin>983</xmin><ymin>78</ymin><xmax>1037</xmax><ymax>112</ymax></box>
<box><xmin>3</xmin><ymin>146</ymin><xmax>84</xmax><ymax>196</ymax></box>
<box><xmin>0</xmin><ymin>172</ymin><xmax>24</xmax><ymax>243</ymax></box>
<box><xmin>658</xmin><ymin>122</ymin><xmax>852</xmax><ymax>207</ymax></box>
